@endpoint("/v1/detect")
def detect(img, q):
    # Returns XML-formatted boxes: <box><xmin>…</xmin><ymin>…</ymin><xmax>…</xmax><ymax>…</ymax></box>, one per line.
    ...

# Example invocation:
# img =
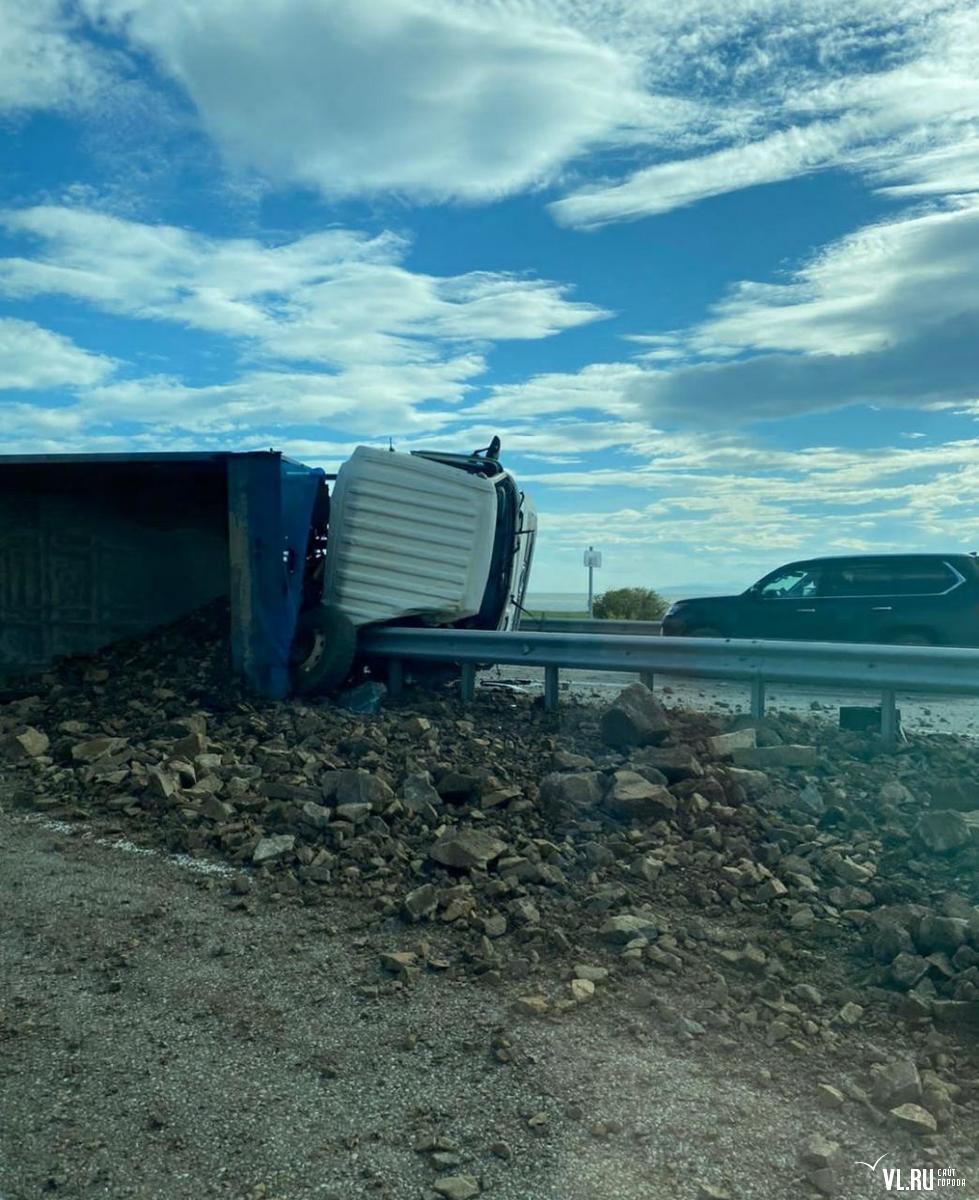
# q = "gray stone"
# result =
<box><xmin>891</xmin><ymin>952</ymin><xmax>929</xmax><ymax>988</ymax></box>
<box><xmin>574</xmin><ymin>964</ymin><xmax>609</xmax><ymax>982</ymax></box>
<box><xmin>706</xmin><ymin>728</ymin><xmax>757</xmax><ymax>757</ymax></box>
<box><xmin>917</xmin><ymin>914</ymin><xmax>969</xmax><ymax>953</ymax></box>
<box><xmin>172</xmin><ymin>730</ymin><xmax>206</xmax><ymax>759</ymax></box>
<box><xmin>145</xmin><ymin>766</ymin><xmax>178</xmax><ymax>801</ymax></box>
<box><xmin>403</xmin><ymin>883</ymin><xmax>438</xmax><ymax>921</ymax></box>
<box><xmin>570</xmin><ymin>977</ymin><xmax>595</xmax><ymax>1003</ymax></box>
<box><xmin>599</xmin><ymin>683</ymin><xmax>671</xmax><ymax>749</ymax></box>
<box><xmin>603</xmin><ymin>770</ymin><xmax>676</xmax><ymax>820</ymax></box>
<box><xmin>71</xmin><ymin>735</ymin><xmax>127</xmax><ymax>763</ymax></box>
<box><xmin>927</xmin><ymin>778</ymin><xmax>979</xmax><ymax>811</ymax></box>
<box><xmin>1</xmin><ymin>727</ymin><xmax>49</xmax><ymax>759</ymax></box>
<box><xmin>201</xmin><ymin>796</ymin><xmax>234</xmax><ymax>822</ymax></box>
<box><xmin>402</xmin><ymin>772</ymin><xmax>441</xmax><ymax>814</ymax></box>
<box><xmin>796</xmin><ymin>782</ymin><xmax>825</xmax><ymax>815</ymax></box>
<box><xmin>800</xmin><ymin>1134</ymin><xmax>841</xmax><ymax>1196</ymax></box>
<box><xmin>633</xmin><ymin>746</ymin><xmax>703</xmax><ymax>781</ymax></box>
<box><xmin>300</xmin><ymin>801</ymin><xmax>333</xmax><ymax>829</ymax></box>
<box><xmin>871</xmin><ymin>1060</ymin><xmax>922</xmax><ymax>1109</ymax></box>
<box><xmin>508</xmin><ymin>897</ymin><xmax>540</xmax><ymax>926</ymax></box>
<box><xmin>433</xmin><ymin>1176</ymin><xmax>480</xmax><ymax>1200</ymax></box>
<box><xmin>252</xmin><ymin>834</ymin><xmax>295</xmax><ymax>865</ymax></box>
<box><xmin>430</xmin><ymin>829</ymin><xmax>507</xmax><ymax>870</ymax></box>
<box><xmin>601</xmin><ymin>913</ymin><xmax>659</xmax><ymax>943</ymax></box>
<box><xmin>549</xmin><ymin>750</ymin><xmax>594</xmax><ymax>771</ymax></box>
<box><xmin>436</xmin><ymin>771</ymin><xmax>479</xmax><ymax>800</ymax></box>
<box><xmin>731</xmin><ymin>745</ymin><xmax>818</xmax><ymax>769</ymax></box>
<box><xmin>889</xmin><ymin>1103</ymin><xmax>937</xmax><ymax>1135</ymax></box>
<box><xmin>724</xmin><ymin>767</ymin><xmax>771</xmax><ymax>798</ymax></box>
<box><xmin>334</xmin><ymin>803</ymin><xmax>371</xmax><ymax>824</ymax></box>
<box><xmin>482</xmin><ymin>913</ymin><xmax>507</xmax><ymax>938</ymax></box>
<box><xmin>539</xmin><ymin>771</ymin><xmax>603</xmax><ymax>815</ymax></box>
<box><xmin>916</xmin><ymin>810</ymin><xmax>970</xmax><ymax>853</ymax></box>
<box><xmin>336</xmin><ymin>769</ymin><xmax>394</xmax><ymax>809</ymax></box>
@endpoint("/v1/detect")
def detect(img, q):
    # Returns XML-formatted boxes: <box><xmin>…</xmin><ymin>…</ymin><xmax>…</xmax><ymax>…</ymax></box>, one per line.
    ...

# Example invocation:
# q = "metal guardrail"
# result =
<box><xmin>359</xmin><ymin>627</ymin><xmax>979</xmax><ymax>743</ymax></box>
<box><xmin>517</xmin><ymin>616</ymin><xmax>663</xmax><ymax>636</ymax></box>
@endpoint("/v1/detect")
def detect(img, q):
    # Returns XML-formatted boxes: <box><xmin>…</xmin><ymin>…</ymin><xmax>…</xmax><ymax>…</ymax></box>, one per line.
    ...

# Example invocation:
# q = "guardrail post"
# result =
<box><xmin>639</xmin><ymin>670</ymin><xmax>655</xmax><ymax>690</ymax></box>
<box><xmin>387</xmin><ymin>658</ymin><xmax>403</xmax><ymax>699</ymax></box>
<box><xmin>544</xmin><ymin>665</ymin><xmax>560</xmax><ymax>710</ymax></box>
<box><xmin>880</xmin><ymin>689</ymin><xmax>897</xmax><ymax>747</ymax></box>
<box><xmin>750</xmin><ymin>677</ymin><xmax>766</xmax><ymax>719</ymax></box>
<box><xmin>460</xmin><ymin>662</ymin><xmax>476</xmax><ymax>703</ymax></box>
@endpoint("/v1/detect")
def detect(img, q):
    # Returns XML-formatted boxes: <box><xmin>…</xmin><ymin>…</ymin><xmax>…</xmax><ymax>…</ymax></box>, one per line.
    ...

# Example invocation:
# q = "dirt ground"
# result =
<box><xmin>2</xmin><ymin>810</ymin><xmax>975</xmax><ymax>1200</ymax></box>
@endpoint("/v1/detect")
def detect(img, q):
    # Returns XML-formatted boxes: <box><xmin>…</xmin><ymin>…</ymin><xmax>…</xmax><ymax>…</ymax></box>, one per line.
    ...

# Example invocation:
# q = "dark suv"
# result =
<box><xmin>661</xmin><ymin>554</ymin><xmax>979</xmax><ymax>646</ymax></box>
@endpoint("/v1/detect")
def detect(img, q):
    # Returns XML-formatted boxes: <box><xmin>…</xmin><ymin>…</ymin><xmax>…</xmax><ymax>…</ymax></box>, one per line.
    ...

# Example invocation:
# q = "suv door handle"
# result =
<box><xmin>872</xmin><ymin>606</ymin><xmax>892</xmax><ymax>611</ymax></box>
<box><xmin>796</xmin><ymin>608</ymin><xmax>816</xmax><ymax>613</ymax></box>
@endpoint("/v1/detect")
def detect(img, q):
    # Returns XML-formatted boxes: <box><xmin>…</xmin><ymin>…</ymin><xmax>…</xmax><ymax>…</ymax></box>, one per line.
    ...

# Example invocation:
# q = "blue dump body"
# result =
<box><xmin>0</xmin><ymin>451</ymin><xmax>324</xmax><ymax>698</ymax></box>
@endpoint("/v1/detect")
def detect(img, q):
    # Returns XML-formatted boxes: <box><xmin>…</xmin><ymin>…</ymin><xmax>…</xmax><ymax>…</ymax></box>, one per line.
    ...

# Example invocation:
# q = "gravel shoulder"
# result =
<box><xmin>1</xmin><ymin>811</ymin><xmax>975</xmax><ymax>1200</ymax></box>
<box><xmin>488</xmin><ymin>666</ymin><xmax>979</xmax><ymax>740</ymax></box>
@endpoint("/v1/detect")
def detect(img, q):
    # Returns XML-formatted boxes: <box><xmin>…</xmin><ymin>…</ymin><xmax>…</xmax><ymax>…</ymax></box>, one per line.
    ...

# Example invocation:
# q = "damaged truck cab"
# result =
<box><xmin>291</xmin><ymin>438</ymin><xmax>536</xmax><ymax>693</ymax></box>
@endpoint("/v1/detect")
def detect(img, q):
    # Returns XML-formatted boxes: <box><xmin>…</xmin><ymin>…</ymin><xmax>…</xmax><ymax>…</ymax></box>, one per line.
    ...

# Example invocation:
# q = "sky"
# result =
<box><xmin>2</xmin><ymin>0</ymin><xmax>979</xmax><ymax>595</ymax></box>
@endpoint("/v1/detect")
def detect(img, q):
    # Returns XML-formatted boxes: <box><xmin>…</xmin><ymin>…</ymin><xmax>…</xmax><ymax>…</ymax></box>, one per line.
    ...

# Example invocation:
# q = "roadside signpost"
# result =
<box><xmin>584</xmin><ymin>546</ymin><xmax>602</xmax><ymax>617</ymax></box>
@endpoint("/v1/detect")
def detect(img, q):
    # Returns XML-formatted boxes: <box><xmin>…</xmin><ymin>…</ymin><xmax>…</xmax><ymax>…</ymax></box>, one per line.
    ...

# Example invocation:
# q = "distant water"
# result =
<box><xmin>525</xmin><ymin>592</ymin><xmax>587</xmax><ymax>612</ymax></box>
<box><xmin>526</xmin><ymin>585</ymin><xmax>739</xmax><ymax>612</ymax></box>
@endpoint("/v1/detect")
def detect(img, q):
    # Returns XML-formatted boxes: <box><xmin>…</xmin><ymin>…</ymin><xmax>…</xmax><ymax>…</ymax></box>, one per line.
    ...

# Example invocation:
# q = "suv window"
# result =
<box><xmin>757</xmin><ymin>564</ymin><xmax>821</xmax><ymax>598</ymax></box>
<box><xmin>824</xmin><ymin>558</ymin><xmax>958</xmax><ymax>598</ymax></box>
<box><xmin>888</xmin><ymin>559</ymin><xmax>960</xmax><ymax>595</ymax></box>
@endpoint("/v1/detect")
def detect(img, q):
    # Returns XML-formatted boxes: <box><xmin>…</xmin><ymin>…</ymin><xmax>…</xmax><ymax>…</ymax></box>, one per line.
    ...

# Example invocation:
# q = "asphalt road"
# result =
<box><xmin>485</xmin><ymin>664</ymin><xmax>979</xmax><ymax>740</ymax></box>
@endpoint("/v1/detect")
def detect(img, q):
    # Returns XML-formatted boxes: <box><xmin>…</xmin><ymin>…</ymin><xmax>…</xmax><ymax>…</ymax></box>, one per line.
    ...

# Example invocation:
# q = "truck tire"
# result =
<box><xmin>290</xmin><ymin>605</ymin><xmax>357</xmax><ymax>695</ymax></box>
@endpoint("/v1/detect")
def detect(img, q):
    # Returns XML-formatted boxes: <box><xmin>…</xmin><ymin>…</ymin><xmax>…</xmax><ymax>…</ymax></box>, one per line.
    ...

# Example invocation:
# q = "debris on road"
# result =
<box><xmin>2</xmin><ymin>605</ymin><xmax>979</xmax><ymax>1194</ymax></box>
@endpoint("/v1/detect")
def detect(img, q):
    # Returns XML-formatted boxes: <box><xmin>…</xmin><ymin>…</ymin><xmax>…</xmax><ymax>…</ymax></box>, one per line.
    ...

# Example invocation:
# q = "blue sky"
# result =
<box><xmin>2</xmin><ymin>1</ymin><xmax>979</xmax><ymax>593</ymax></box>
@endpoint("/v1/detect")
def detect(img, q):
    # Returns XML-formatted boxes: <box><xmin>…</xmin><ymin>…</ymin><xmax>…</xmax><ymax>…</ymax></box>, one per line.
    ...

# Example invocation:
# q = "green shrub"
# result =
<box><xmin>593</xmin><ymin>587</ymin><xmax>667</xmax><ymax>621</ymax></box>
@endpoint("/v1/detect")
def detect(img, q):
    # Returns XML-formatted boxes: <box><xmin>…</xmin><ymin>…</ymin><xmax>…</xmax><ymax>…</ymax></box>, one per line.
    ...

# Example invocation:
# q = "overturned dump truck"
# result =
<box><xmin>0</xmin><ymin>439</ymin><xmax>535</xmax><ymax>699</ymax></box>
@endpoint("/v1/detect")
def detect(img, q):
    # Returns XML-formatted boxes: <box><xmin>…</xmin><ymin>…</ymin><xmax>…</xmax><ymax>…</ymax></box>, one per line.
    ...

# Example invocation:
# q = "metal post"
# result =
<box><xmin>750</xmin><ymin>677</ymin><xmax>766</xmax><ymax>719</ymax></box>
<box><xmin>460</xmin><ymin>662</ymin><xmax>476</xmax><ymax>702</ymax></box>
<box><xmin>880</xmin><ymin>689</ymin><xmax>897</xmax><ymax>747</ymax></box>
<box><xmin>544</xmin><ymin>665</ymin><xmax>560</xmax><ymax>710</ymax></box>
<box><xmin>387</xmin><ymin>658</ymin><xmax>403</xmax><ymax>698</ymax></box>
<box><xmin>639</xmin><ymin>670</ymin><xmax>655</xmax><ymax>690</ymax></box>
<box><xmin>588</xmin><ymin>546</ymin><xmax>594</xmax><ymax>618</ymax></box>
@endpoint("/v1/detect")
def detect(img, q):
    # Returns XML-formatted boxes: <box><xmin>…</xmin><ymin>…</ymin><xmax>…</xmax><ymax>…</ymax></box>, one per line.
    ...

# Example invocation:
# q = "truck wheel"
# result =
<box><xmin>290</xmin><ymin>605</ymin><xmax>357</xmax><ymax>695</ymax></box>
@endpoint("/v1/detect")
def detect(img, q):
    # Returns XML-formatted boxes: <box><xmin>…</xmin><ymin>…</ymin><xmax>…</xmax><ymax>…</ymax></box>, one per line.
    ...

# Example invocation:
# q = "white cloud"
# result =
<box><xmin>490</xmin><ymin>197</ymin><xmax>979</xmax><ymax>426</ymax></box>
<box><xmin>551</xmin><ymin>119</ymin><xmax>859</xmax><ymax>227</ymax></box>
<box><xmin>521</xmin><ymin>434</ymin><xmax>979</xmax><ymax>588</ymax></box>
<box><xmin>81</xmin><ymin>0</ymin><xmax>650</xmax><ymax>201</ymax></box>
<box><xmin>0</xmin><ymin>206</ymin><xmax>607</xmax><ymax>369</ymax></box>
<box><xmin>78</xmin><ymin>361</ymin><xmax>479</xmax><ymax>435</ymax></box>
<box><xmin>0</xmin><ymin>317</ymin><xmax>114</xmax><ymax>389</ymax></box>
<box><xmin>551</xmin><ymin>1</ymin><xmax>979</xmax><ymax>226</ymax></box>
<box><xmin>691</xmin><ymin>197</ymin><xmax>979</xmax><ymax>357</ymax></box>
<box><xmin>0</xmin><ymin>0</ymin><xmax>107</xmax><ymax>113</ymax></box>
<box><xmin>464</xmin><ymin>362</ymin><xmax>645</xmax><ymax>419</ymax></box>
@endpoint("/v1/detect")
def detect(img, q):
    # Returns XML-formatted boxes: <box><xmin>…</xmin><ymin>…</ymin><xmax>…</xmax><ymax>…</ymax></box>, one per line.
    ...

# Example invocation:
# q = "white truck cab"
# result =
<box><xmin>291</xmin><ymin>437</ymin><xmax>535</xmax><ymax>692</ymax></box>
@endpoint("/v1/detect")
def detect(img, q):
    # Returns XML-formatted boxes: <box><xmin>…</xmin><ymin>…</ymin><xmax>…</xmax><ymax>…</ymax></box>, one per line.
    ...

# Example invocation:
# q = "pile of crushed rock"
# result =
<box><xmin>3</xmin><ymin>608</ymin><xmax>979</xmax><ymax>1193</ymax></box>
